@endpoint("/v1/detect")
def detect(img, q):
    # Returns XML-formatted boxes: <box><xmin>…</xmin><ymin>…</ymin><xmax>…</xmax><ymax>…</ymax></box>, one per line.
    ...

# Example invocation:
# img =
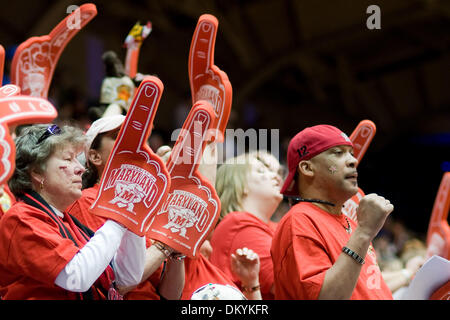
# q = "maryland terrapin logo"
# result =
<box><xmin>104</xmin><ymin>164</ymin><xmax>158</xmax><ymax>213</ymax></box>
<box><xmin>159</xmin><ymin>190</ymin><xmax>209</xmax><ymax>239</ymax></box>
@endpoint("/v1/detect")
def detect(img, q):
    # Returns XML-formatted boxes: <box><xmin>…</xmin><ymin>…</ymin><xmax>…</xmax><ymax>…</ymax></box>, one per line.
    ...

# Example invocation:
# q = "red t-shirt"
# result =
<box><xmin>182</xmin><ymin>253</ymin><xmax>239</xmax><ymax>300</ymax></box>
<box><xmin>210</xmin><ymin>211</ymin><xmax>275</xmax><ymax>299</ymax></box>
<box><xmin>0</xmin><ymin>201</ymin><xmax>81</xmax><ymax>299</ymax></box>
<box><xmin>67</xmin><ymin>184</ymin><xmax>162</xmax><ymax>300</ymax></box>
<box><xmin>271</xmin><ymin>202</ymin><xmax>393</xmax><ymax>300</ymax></box>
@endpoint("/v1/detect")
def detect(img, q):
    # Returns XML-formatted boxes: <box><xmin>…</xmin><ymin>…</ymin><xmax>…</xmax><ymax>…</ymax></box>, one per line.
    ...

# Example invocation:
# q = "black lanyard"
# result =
<box><xmin>18</xmin><ymin>191</ymin><xmax>98</xmax><ymax>299</ymax></box>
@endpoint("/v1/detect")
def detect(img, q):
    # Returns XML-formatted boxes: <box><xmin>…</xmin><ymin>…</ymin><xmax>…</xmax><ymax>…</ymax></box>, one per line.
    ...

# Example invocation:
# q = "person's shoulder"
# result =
<box><xmin>218</xmin><ymin>211</ymin><xmax>253</xmax><ymax>226</ymax></box>
<box><xmin>222</xmin><ymin>211</ymin><xmax>270</xmax><ymax>231</ymax></box>
<box><xmin>275</xmin><ymin>203</ymin><xmax>321</xmax><ymax>235</ymax></box>
<box><xmin>0</xmin><ymin>200</ymin><xmax>53</xmax><ymax>234</ymax></box>
<box><xmin>2</xmin><ymin>200</ymin><xmax>46</xmax><ymax>218</ymax></box>
<box><xmin>279</xmin><ymin>202</ymin><xmax>316</xmax><ymax>221</ymax></box>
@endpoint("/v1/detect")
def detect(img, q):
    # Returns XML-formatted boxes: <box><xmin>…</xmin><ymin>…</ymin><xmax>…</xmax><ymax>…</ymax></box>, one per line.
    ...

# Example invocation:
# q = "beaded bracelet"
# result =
<box><xmin>342</xmin><ymin>246</ymin><xmax>365</xmax><ymax>265</ymax></box>
<box><xmin>153</xmin><ymin>241</ymin><xmax>173</xmax><ymax>258</ymax></box>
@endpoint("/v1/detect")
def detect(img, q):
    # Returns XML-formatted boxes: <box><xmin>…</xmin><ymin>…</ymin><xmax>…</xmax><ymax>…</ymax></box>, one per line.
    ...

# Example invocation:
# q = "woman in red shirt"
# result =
<box><xmin>67</xmin><ymin>115</ymin><xmax>185</xmax><ymax>300</ymax></box>
<box><xmin>0</xmin><ymin>124</ymin><xmax>145</xmax><ymax>299</ymax></box>
<box><xmin>210</xmin><ymin>151</ymin><xmax>283</xmax><ymax>299</ymax></box>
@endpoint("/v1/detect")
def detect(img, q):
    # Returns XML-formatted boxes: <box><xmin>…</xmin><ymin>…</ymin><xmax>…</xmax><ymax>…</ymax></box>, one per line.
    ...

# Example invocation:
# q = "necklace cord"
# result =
<box><xmin>287</xmin><ymin>196</ymin><xmax>336</xmax><ymax>207</ymax></box>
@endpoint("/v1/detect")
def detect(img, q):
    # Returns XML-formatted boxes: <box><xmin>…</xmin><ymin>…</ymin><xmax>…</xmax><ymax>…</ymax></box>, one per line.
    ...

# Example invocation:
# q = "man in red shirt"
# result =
<box><xmin>271</xmin><ymin>125</ymin><xmax>394</xmax><ymax>300</ymax></box>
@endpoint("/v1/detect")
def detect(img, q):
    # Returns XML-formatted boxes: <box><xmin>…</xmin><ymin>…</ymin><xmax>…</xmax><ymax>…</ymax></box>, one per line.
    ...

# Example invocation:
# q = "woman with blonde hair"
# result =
<box><xmin>210</xmin><ymin>151</ymin><xmax>283</xmax><ymax>299</ymax></box>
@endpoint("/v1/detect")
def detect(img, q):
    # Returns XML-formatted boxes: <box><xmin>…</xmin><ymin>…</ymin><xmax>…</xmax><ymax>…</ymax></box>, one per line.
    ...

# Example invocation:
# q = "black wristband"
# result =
<box><xmin>342</xmin><ymin>246</ymin><xmax>365</xmax><ymax>265</ymax></box>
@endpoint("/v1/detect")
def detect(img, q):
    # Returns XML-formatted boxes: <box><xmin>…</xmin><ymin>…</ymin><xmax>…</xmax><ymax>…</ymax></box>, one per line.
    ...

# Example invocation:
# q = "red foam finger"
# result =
<box><xmin>10</xmin><ymin>4</ymin><xmax>97</xmax><ymax>98</ymax></box>
<box><xmin>343</xmin><ymin>120</ymin><xmax>376</xmax><ymax>222</ymax></box>
<box><xmin>0</xmin><ymin>45</ymin><xmax>4</xmax><ymax>86</ymax></box>
<box><xmin>0</xmin><ymin>123</ymin><xmax>16</xmax><ymax>185</ymax></box>
<box><xmin>167</xmin><ymin>100</ymin><xmax>215</xmax><ymax>177</ymax></box>
<box><xmin>114</xmin><ymin>76</ymin><xmax>162</xmax><ymax>152</ymax></box>
<box><xmin>0</xmin><ymin>95</ymin><xmax>58</xmax><ymax>125</ymax></box>
<box><xmin>89</xmin><ymin>76</ymin><xmax>171</xmax><ymax>236</ymax></box>
<box><xmin>147</xmin><ymin>101</ymin><xmax>221</xmax><ymax>258</ymax></box>
<box><xmin>0</xmin><ymin>95</ymin><xmax>58</xmax><ymax>185</ymax></box>
<box><xmin>426</xmin><ymin>172</ymin><xmax>450</xmax><ymax>259</ymax></box>
<box><xmin>349</xmin><ymin>120</ymin><xmax>376</xmax><ymax>165</ymax></box>
<box><xmin>189</xmin><ymin>14</ymin><xmax>218</xmax><ymax>78</ymax></box>
<box><xmin>210</xmin><ymin>66</ymin><xmax>232</xmax><ymax>141</ymax></box>
<box><xmin>188</xmin><ymin>14</ymin><xmax>232</xmax><ymax>143</ymax></box>
<box><xmin>0</xmin><ymin>84</ymin><xmax>21</xmax><ymax>98</ymax></box>
<box><xmin>342</xmin><ymin>188</ymin><xmax>365</xmax><ymax>221</ymax></box>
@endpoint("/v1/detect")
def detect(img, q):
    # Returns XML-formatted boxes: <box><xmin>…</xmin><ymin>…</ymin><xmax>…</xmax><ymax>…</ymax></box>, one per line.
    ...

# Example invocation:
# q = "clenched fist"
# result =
<box><xmin>356</xmin><ymin>193</ymin><xmax>394</xmax><ymax>239</ymax></box>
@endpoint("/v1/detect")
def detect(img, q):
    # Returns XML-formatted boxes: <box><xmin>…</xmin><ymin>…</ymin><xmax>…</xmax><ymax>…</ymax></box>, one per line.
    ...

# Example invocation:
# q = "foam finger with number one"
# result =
<box><xmin>0</xmin><ymin>44</ymin><xmax>59</xmax><ymax>185</ymax></box>
<box><xmin>147</xmin><ymin>100</ymin><xmax>219</xmax><ymax>258</ymax></box>
<box><xmin>342</xmin><ymin>120</ymin><xmax>377</xmax><ymax>221</ymax></box>
<box><xmin>426</xmin><ymin>172</ymin><xmax>450</xmax><ymax>259</ymax></box>
<box><xmin>188</xmin><ymin>14</ymin><xmax>232</xmax><ymax>143</ymax></box>
<box><xmin>10</xmin><ymin>3</ymin><xmax>97</xmax><ymax>98</ymax></box>
<box><xmin>89</xmin><ymin>76</ymin><xmax>171</xmax><ymax>236</ymax></box>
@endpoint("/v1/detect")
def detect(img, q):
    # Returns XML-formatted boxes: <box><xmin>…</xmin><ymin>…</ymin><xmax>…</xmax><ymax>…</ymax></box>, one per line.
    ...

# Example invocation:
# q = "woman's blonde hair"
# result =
<box><xmin>215</xmin><ymin>153</ymin><xmax>255</xmax><ymax>222</ymax></box>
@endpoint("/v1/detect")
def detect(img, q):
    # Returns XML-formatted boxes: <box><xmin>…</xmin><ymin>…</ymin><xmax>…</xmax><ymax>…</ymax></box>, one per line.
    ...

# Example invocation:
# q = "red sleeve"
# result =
<box><xmin>0</xmin><ymin>208</ymin><xmax>80</xmax><ymax>284</ymax></box>
<box><xmin>231</xmin><ymin>225</ymin><xmax>274</xmax><ymax>295</ymax></box>
<box><xmin>289</xmin><ymin>235</ymin><xmax>331</xmax><ymax>299</ymax></box>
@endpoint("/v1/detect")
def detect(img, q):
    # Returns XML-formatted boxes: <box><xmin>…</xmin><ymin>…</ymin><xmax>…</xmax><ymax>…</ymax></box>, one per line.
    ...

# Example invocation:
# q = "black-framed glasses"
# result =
<box><xmin>36</xmin><ymin>124</ymin><xmax>62</xmax><ymax>144</ymax></box>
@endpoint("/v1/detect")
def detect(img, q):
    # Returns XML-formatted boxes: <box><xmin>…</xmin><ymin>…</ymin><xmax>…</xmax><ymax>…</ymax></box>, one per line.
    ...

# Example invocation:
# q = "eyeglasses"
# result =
<box><xmin>36</xmin><ymin>124</ymin><xmax>62</xmax><ymax>144</ymax></box>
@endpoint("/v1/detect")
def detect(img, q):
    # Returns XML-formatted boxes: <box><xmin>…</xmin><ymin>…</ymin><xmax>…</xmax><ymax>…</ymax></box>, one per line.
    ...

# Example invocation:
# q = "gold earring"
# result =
<box><xmin>40</xmin><ymin>180</ymin><xmax>44</xmax><ymax>190</ymax></box>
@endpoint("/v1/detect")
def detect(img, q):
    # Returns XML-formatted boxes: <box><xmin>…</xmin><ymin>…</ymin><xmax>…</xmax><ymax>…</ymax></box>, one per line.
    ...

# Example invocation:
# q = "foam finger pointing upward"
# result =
<box><xmin>189</xmin><ymin>14</ymin><xmax>218</xmax><ymax>81</ymax></box>
<box><xmin>113</xmin><ymin>76</ymin><xmax>162</xmax><ymax>156</ymax></box>
<box><xmin>349</xmin><ymin>120</ymin><xmax>376</xmax><ymax>165</ymax></box>
<box><xmin>167</xmin><ymin>100</ymin><xmax>215</xmax><ymax>176</ymax></box>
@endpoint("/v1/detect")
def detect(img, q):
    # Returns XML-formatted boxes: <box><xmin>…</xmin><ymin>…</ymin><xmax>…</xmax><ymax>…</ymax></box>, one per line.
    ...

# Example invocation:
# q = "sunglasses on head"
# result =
<box><xmin>36</xmin><ymin>124</ymin><xmax>62</xmax><ymax>144</ymax></box>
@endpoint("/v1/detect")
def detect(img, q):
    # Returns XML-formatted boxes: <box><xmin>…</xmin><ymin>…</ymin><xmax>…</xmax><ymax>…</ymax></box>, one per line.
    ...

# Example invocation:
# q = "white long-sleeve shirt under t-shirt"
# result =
<box><xmin>52</xmin><ymin>207</ymin><xmax>145</xmax><ymax>293</ymax></box>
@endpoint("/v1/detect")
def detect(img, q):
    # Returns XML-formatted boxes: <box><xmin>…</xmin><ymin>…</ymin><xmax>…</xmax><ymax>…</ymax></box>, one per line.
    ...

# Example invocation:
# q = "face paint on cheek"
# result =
<box><xmin>328</xmin><ymin>165</ymin><xmax>337</xmax><ymax>174</ymax></box>
<box><xmin>58</xmin><ymin>165</ymin><xmax>70</xmax><ymax>175</ymax></box>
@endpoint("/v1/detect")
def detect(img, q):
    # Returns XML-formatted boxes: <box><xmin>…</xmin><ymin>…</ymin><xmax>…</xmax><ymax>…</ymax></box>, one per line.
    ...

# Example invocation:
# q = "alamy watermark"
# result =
<box><xmin>366</xmin><ymin>5</ymin><xmax>381</xmax><ymax>30</ymax></box>
<box><xmin>169</xmin><ymin>125</ymin><xmax>280</xmax><ymax>166</ymax></box>
<box><xmin>66</xmin><ymin>5</ymin><xmax>81</xmax><ymax>30</ymax></box>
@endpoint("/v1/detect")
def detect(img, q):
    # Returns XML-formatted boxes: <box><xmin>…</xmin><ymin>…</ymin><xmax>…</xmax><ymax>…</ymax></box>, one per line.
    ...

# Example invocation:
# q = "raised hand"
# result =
<box><xmin>10</xmin><ymin>4</ymin><xmax>96</xmax><ymax>97</ymax></box>
<box><xmin>343</xmin><ymin>120</ymin><xmax>377</xmax><ymax>221</ymax></box>
<box><xmin>426</xmin><ymin>172</ymin><xmax>450</xmax><ymax>259</ymax></box>
<box><xmin>89</xmin><ymin>76</ymin><xmax>171</xmax><ymax>236</ymax></box>
<box><xmin>357</xmin><ymin>193</ymin><xmax>394</xmax><ymax>240</ymax></box>
<box><xmin>188</xmin><ymin>14</ymin><xmax>232</xmax><ymax>143</ymax></box>
<box><xmin>231</xmin><ymin>247</ymin><xmax>260</xmax><ymax>289</ymax></box>
<box><xmin>147</xmin><ymin>100</ymin><xmax>220</xmax><ymax>258</ymax></box>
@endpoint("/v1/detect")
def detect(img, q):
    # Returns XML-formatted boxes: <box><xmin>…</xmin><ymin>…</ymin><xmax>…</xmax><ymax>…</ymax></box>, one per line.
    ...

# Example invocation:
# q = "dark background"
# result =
<box><xmin>0</xmin><ymin>0</ymin><xmax>448</xmax><ymax>235</ymax></box>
